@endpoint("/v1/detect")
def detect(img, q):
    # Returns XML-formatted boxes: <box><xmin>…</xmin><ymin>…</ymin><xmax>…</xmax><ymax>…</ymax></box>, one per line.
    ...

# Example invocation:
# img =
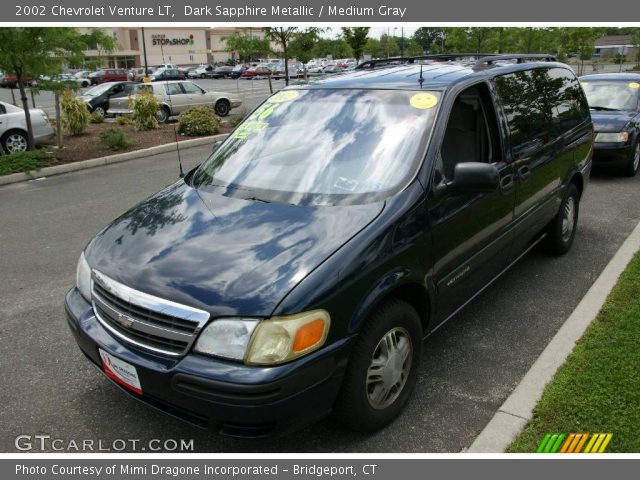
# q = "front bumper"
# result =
<box><xmin>593</xmin><ymin>142</ymin><xmax>633</xmax><ymax>167</ymax></box>
<box><xmin>65</xmin><ymin>288</ymin><xmax>351</xmax><ymax>438</ymax></box>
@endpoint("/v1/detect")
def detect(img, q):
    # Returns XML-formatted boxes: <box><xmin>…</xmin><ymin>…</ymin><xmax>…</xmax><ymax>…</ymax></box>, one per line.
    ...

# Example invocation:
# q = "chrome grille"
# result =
<box><xmin>91</xmin><ymin>270</ymin><xmax>210</xmax><ymax>356</ymax></box>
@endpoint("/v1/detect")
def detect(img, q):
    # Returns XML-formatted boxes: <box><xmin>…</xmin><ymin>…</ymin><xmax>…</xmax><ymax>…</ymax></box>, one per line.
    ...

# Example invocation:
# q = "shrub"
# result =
<box><xmin>99</xmin><ymin>128</ymin><xmax>133</xmax><ymax>151</ymax></box>
<box><xmin>61</xmin><ymin>91</ymin><xmax>90</xmax><ymax>135</ymax></box>
<box><xmin>89</xmin><ymin>112</ymin><xmax>104</xmax><ymax>124</ymax></box>
<box><xmin>0</xmin><ymin>151</ymin><xmax>41</xmax><ymax>176</ymax></box>
<box><xmin>177</xmin><ymin>105</ymin><xmax>220</xmax><ymax>136</ymax></box>
<box><xmin>130</xmin><ymin>90</ymin><xmax>159</xmax><ymax>131</ymax></box>
<box><xmin>116</xmin><ymin>115</ymin><xmax>131</xmax><ymax>126</ymax></box>
<box><xmin>228</xmin><ymin>114</ymin><xmax>245</xmax><ymax>128</ymax></box>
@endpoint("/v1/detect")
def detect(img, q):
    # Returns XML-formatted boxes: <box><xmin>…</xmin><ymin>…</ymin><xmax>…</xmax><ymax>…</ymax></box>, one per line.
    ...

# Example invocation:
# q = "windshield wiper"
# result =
<box><xmin>590</xmin><ymin>106</ymin><xmax>620</xmax><ymax>111</ymax></box>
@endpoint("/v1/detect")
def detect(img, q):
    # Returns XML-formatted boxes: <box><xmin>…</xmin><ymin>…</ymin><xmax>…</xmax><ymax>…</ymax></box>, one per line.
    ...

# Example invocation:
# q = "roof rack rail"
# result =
<box><xmin>473</xmin><ymin>53</ymin><xmax>557</xmax><ymax>69</ymax></box>
<box><xmin>355</xmin><ymin>54</ymin><xmax>498</xmax><ymax>70</ymax></box>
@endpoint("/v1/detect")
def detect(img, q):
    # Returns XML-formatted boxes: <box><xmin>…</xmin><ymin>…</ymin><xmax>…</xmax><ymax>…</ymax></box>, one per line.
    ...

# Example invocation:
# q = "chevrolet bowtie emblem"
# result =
<box><xmin>117</xmin><ymin>313</ymin><xmax>134</xmax><ymax>328</ymax></box>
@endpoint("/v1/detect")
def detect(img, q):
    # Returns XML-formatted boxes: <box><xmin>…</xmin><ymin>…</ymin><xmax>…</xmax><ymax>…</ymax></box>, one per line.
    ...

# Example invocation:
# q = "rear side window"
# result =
<box><xmin>495</xmin><ymin>67</ymin><xmax>589</xmax><ymax>159</ymax></box>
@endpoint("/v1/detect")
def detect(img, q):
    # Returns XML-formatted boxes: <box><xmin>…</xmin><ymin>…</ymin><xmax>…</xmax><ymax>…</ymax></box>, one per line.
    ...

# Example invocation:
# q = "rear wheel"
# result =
<box><xmin>334</xmin><ymin>299</ymin><xmax>422</xmax><ymax>432</ymax></box>
<box><xmin>214</xmin><ymin>99</ymin><xmax>230</xmax><ymax>117</ymax></box>
<box><xmin>1</xmin><ymin>130</ymin><xmax>28</xmax><ymax>153</ymax></box>
<box><xmin>624</xmin><ymin>141</ymin><xmax>640</xmax><ymax>177</ymax></box>
<box><xmin>544</xmin><ymin>183</ymin><xmax>580</xmax><ymax>255</ymax></box>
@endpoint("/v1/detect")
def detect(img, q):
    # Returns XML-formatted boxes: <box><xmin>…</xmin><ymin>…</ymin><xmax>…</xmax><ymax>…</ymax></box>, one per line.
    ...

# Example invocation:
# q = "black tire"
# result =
<box><xmin>624</xmin><ymin>141</ymin><xmax>640</xmax><ymax>177</ymax></box>
<box><xmin>214</xmin><ymin>99</ymin><xmax>230</xmax><ymax>117</ymax></box>
<box><xmin>155</xmin><ymin>106</ymin><xmax>170</xmax><ymax>124</ymax></box>
<box><xmin>92</xmin><ymin>104</ymin><xmax>107</xmax><ymax>117</ymax></box>
<box><xmin>1</xmin><ymin>129</ymin><xmax>28</xmax><ymax>153</ymax></box>
<box><xmin>543</xmin><ymin>182</ymin><xmax>580</xmax><ymax>256</ymax></box>
<box><xmin>334</xmin><ymin>298</ymin><xmax>422</xmax><ymax>433</ymax></box>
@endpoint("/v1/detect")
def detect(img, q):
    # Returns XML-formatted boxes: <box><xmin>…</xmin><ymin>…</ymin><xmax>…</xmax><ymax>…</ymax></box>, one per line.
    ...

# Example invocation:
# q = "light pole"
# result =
<box><xmin>141</xmin><ymin>27</ymin><xmax>150</xmax><ymax>81</ymax></box>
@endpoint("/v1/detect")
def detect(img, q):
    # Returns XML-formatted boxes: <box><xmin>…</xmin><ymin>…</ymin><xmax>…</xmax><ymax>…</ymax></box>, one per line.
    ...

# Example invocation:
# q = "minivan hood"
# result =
<box><xmin>85</xmin><ymin>181</ymin><xmax>384</xmax><ymax>317</ymax></box>
<box><xmin>590</xmin><ymin>110</ymin><xmax>637</xmax><ymax>133</ymax></box>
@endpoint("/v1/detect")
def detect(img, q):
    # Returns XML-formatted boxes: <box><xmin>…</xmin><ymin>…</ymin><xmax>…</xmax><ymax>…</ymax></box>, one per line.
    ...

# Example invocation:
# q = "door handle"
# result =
<box><xmin>518</xmin><ymin>165</ymin><xmax>531</xmax><ymax>182</ymax></box>
<box><xmin>500</xmin><ymin>174</ymin><xmax>514</xmax><ymax>195</ymax></box>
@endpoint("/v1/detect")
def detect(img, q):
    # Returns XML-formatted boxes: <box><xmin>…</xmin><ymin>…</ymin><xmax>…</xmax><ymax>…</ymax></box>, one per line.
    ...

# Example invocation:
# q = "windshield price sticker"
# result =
<box><xmin>629</xmin><ymin>82</ymin><xmax>640</xmax><ymax>89</ymax></box>
<box><xmin>269</xmin><ymin>90</ymin><xmax>300</xmax><ymax>103</ymax></box>
<box><xmin>410</xmin><ymin>93</ymin><xmax>438</xmax><ymax>109</ymax></box>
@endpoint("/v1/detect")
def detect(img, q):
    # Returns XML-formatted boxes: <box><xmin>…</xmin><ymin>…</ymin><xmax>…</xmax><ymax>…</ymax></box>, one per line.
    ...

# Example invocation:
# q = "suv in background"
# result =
<box><xmin>67</xmin><ymin>54</ymin><xmax>593</xmax><ymax>438</ymax></box>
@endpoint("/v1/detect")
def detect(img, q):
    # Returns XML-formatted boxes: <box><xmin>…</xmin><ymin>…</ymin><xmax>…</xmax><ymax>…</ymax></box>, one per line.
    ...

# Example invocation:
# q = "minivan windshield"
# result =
<box><xmin>581</xmin><ymin>80</ymin><xmax>640</xmax><ymax>111</ymax></box>
<box><xmin>192</xmin><ymin>88</ymin><xmax>440</xmax><ymax>205</ymax></box>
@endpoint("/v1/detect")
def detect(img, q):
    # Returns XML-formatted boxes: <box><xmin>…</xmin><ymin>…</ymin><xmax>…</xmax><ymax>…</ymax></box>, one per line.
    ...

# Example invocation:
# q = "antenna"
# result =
<box><xmin>418</xmin><ymin>63</ymin><xmax>424</xmax><ymax>87</ymax></box>
<box><xmin>159</xmin><ymin>43</ymin><xmax>185</xmax><ymax>178</ymax></box>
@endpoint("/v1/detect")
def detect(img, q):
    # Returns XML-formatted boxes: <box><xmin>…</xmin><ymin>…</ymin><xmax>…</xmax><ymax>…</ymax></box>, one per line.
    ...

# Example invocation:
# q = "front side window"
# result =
<box><xmin>182</xmin><ymin>82</ymin><xmax>204</xmax><ymax>94</ymax></box>
<box><xmin>165</xmin><ymin>83</ymin><xmax>183</xmax><ymax>95</ymax></box>
<box><xmin>192</xmin><ymin>89</ymin><xmax>440</xmax><ymax>205</ymax></box>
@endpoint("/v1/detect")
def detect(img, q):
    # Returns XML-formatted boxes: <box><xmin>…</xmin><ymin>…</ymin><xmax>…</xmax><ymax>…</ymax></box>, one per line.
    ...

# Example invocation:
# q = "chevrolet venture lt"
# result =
<box><xmin>66</xmin><ymin>54</ymin><xmax>593</xmax><ymax>438</ymax></box>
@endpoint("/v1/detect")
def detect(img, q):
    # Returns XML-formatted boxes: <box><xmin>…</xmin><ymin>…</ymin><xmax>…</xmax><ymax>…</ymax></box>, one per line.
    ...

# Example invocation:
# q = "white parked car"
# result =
<box><xmin>188</xmin><ymin>64</ymin><xmax>215</xmax><ymax>79</ymax></box>
<box><xmin>73</xmin><ymin>71</ymin><xmax>91</xmax><ymax>87</ymax></box>
<box><xmin>107</xmin><ymin>81</ymin><xmax>242</xmax><ymax>121</ymax></box>
<box><xmin>155</xmin><ymin>63</ymin><xmax>179</xmax><ymax>70</ymax></box>
<box><xmin>0</xmin><ymin>101</ymin><xmax>54</xmax><ymax>153</ymax></box>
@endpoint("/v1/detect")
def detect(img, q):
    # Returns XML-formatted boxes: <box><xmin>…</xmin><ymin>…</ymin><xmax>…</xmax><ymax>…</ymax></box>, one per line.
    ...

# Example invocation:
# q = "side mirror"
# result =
<box><xmin>212</xmin><ymin>140</ymin><xmax>222</xmax><ymax>153</ymax></box>
<box><xmin>439</xmin><ymin>162</ymin><xmax>500</xmax><ymax>196</ymax></box>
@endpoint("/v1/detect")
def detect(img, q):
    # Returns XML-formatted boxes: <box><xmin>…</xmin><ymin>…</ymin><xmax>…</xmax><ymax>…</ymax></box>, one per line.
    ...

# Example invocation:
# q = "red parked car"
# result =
<box><xmin>241</xmin><ymin>65</ymin><xmax>273</xmax><ymax>79</ymax></box>
<box><xmin>90</xmin><ymin>69</ymin><xmax>129</xmax><ymax>85</ymax></box>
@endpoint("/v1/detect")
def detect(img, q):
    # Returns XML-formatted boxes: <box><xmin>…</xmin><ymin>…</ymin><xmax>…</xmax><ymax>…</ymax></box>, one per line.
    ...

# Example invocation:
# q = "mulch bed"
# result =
<box><xmin>39</xmin><ymin>121</ymin><xmax>234</xmax><ymax>167</ymax></box>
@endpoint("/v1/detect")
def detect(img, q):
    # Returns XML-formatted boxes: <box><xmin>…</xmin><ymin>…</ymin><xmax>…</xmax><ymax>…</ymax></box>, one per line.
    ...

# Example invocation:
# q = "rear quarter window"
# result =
<box><xmin>495</xmin><ymin>67</ymin><xmax>589</xmax><ymax>158</ymax></box>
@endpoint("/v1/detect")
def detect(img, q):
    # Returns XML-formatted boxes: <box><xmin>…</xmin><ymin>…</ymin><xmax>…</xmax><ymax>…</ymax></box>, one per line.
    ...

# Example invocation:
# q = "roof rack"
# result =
<box><xmin>355</xmin><ymin>53</ymin><xmax>557</xmax><ymax>71</ymax></box>
<box><xmin>473</xmin><ymin>54</ymin><xmax>557</xmax><ymax>69</ymax></box>
<box><xmin>355</xmin><ymin>54</ymin><xmax>498</xmax><ymax>70</ymax></box>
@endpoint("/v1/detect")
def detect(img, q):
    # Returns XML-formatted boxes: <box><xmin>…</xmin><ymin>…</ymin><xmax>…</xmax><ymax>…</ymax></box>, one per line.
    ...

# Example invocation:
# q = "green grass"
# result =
<box><xmin>508</xmin><ymin>252</ymin><xmax>640</xmax><ymax>452</ymax></box>
<box><xmin>0</xmin><ymin>151</ymin><xmax>42</xmax><ymax>176</ymax></box>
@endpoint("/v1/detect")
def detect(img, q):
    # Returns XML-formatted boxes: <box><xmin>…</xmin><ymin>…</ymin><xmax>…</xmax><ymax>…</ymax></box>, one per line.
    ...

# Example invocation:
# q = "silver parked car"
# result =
<box><xmin>107</xmin><ymin>80</ymin><xmax>241</xmax><ymax>121</ymax></box>
<box><xmin>0</xmin><ymin>101</ymin><xmax>55</xmax><ymax>153</ymax></box>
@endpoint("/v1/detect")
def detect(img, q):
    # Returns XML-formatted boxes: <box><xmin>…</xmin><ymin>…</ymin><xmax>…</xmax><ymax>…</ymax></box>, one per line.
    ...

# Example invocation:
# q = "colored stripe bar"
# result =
<box><xmin>550</xmin><ymin>434</ymin><xmax>566</xmax><ymax>453</ymax></box>
<box><xmin>598</xmin><ymin>433</ymin><xmax>613</xmax><ymax>453</ymax></box>
<box><xmin>574</xmin><ymin>433</ymin><xmax>590</xmax><ymax>453</ymax></box>
<box><xmin>544</xmin><ymin>434</ymin><xmax>559</xmax><ymax>453</ymax></box>
<box><xmin>560</xmin><ymin>434</ymin><xmax>576</xmax><ymax>453</ymax></box>
<box><xmin>584</xmin><ymin>433</ymin><xmax>598</xmax><ymax>453</ymax></box>
<box><xmin>537</xmin><ymin>433</ymin><xmax>553</xmax><ymax>453</ymax></box>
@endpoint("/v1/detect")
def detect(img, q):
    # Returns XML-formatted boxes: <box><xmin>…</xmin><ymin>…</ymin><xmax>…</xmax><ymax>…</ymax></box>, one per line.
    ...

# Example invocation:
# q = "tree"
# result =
<box><xmin>223</xmin><ymin>30</ymin><xmax>270</xmax><ymax>62</ymax></box>
<box><xmin>566</xmin><ymin>28</ymin><xmax>604</xmax><ymax>75</ymax></box>
<box><xmin>312</xmin><ymin>38</ymin><xmax>352</xmax><ymax>59</ymax></box>
<box><xmin>341</xmin><ymin>28</ymin><xmax>370</xmax><ymax>61</ymax></box>
<box><xmin>630</xmin><ymin>28</ymin><xmax>640</xmax><ymax>67</ymax></box>
<box><xmin>0</xmin><ymin>28</ymin><xmax>115</xmax><ymax>150</ymax></box>
<box><xmin>379</xmin><ymin>34</ymin><xmax>400</xmax><ymax>58</ymax></box>
<box><xmin>448</xmin><ymin>27</ymin><xmax>497</xmax><ymax>54</ymax></box>
<box><xmin>262</xmin><ymin>27</ymin><xmax>298</xmax><ymax>86</ymax></box>
<box><xmin>289</xmin><ymin>30</ymin><xmax>321</xmax><ymax>79</ymax></box>
<box><xmin>363</xmin><ymin>38</ymin><xmax>383</xmax><ymax>59</ymax></box>
<box><xmin>413</xmin><ymin>28</ymin><xmax>445</xmax><ymax>53</ymax></box>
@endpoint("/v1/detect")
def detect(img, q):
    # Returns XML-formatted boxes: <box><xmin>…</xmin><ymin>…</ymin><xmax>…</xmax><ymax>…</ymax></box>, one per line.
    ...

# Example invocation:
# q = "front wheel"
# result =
<box><xmin>214</xmin><ymin>99</ymin><xmax>230</xmax><ymax>117</ymax></box>
<box><xmin>155</xmin><ymin>106</ymin><xmax>170</xmax><ymax>123</ymax></box>
<box><xmin>334</xmin><ymin>299</ymin><xmax>422</xmax><ymax>432</ymax></box>
<box><xmin>92</xmin><ymin>105</ymin><xmax>106</xmax><ymax>117</ymax></box>
<box><xmin>543</xmin><ymin>183</ymin><xmax>580</xmax><ymax>255</ymax></box>
<box><xmin>1</xmin><ymin>130</ymin><xmax>28</xmax><ymax>153</ymax></box>
<box><xmin>624</xmin><ymin>141</ymin><xmax>640</xmax><ymax>177</ymax></box>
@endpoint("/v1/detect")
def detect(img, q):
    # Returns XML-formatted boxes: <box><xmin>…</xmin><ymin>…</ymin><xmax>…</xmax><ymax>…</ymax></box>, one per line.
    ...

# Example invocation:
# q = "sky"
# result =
<box><xmin>321</xmin><ymin>27</ymin><xmax>419</xmax><ymax>39</ymax></box>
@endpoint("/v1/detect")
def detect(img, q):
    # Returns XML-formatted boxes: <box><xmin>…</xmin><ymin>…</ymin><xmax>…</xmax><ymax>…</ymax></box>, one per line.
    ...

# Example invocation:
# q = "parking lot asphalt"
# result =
<box><xmin>0</xmin><ymin>77</ymin><xmax>289</xmax><ymax>118</ymax></box>
<box><xmin>0</xmin><ymin>147</ymin><xmax>639</xmax><ymax>453</ymax></box>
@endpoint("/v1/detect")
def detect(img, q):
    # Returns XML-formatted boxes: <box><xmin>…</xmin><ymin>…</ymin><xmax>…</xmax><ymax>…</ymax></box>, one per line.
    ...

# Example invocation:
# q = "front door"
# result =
<box><xmin>429</xmin><ymin>82</ymin><xmax>516</xmax><ymax>323</ymax></box>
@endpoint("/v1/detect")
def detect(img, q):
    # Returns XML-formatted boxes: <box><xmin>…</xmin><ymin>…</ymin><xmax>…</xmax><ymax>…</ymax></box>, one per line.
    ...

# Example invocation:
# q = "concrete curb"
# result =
<box><xmin>0</xmin><ymin>133</ymin><xmax>229</xmax><ymax>187</ymax></box>
<box><xmin>468</xmin><ymin>218</ymin><xmax>640</xmax><ymax>452</ymax></box>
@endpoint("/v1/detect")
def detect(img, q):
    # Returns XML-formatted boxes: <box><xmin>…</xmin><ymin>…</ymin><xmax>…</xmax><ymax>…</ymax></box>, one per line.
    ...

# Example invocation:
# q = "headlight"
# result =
<box><xmin>595</xmin><ymin>132</ymin><xmax>629</xmax><ymax>143</ymax></box>
<box><xmin>193</xmin><ymin>310</ymin><xmax>331</xmax><ymax>365</ymax></box>
<box><xmin>76</xmin><ymin>252</ymin><xmax>92</xmax><ymax>301</ymax></box>
<box><xmin>194</xmin><ymin>319</ymin><xmax>258</xmax><ymax>361</ymax></box>
<box><xmin>246</xmin><ymin>310</ymin><xmax>330</xmax><ymax>365</ymax></box>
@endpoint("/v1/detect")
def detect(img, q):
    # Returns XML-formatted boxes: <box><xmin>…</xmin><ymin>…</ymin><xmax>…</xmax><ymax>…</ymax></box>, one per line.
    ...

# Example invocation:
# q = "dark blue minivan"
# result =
<box><xmin>66</xmin><ymin>55</ymin><xmax>593</xmax><ymax>437</ymax></box>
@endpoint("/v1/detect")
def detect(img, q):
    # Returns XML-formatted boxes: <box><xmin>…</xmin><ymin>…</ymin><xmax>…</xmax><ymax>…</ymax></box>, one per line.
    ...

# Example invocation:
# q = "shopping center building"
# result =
<box><xmin>78</xmin><ymin>27</ymin><xmax>275</xmax><ymax>68</ymax></box>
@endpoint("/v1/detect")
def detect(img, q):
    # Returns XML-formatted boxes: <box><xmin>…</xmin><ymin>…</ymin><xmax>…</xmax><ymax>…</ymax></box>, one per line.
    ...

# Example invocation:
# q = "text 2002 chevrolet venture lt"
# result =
<box><xmin>66</xmin><ymin>55</ymin><xmax>593</xmax><ymax>437</ymax></box>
